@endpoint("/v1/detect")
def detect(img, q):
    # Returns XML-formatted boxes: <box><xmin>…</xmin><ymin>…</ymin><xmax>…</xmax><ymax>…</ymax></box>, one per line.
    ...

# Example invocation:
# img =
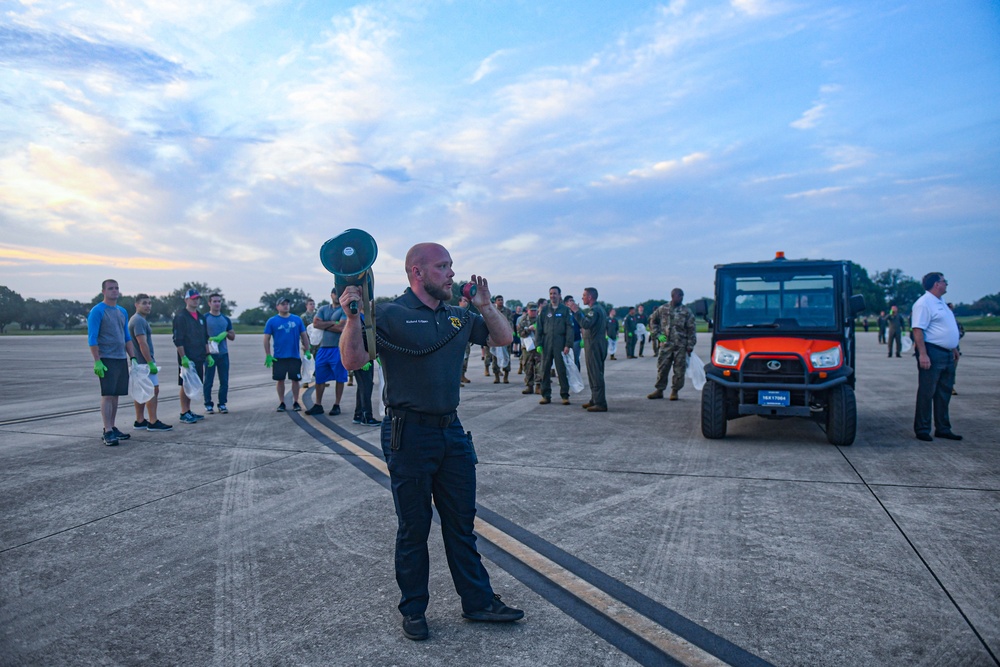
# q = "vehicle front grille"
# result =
<box><xmin>741</xmin><ymin>357</ymin><xmax>806</xmax><ymax>384</ymax></box>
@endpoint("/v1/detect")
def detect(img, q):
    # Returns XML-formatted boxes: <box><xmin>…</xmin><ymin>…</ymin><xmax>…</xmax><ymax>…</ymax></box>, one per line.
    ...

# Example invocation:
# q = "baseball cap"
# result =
<box><xmin>527</xmin><ymin>302</ymin><xmax>538</xmax><ymax>310</ymax></box>
<box><xmin>184</xmin><ymin>289</ymin><xmax>201</xmax><ymax>299</ymax></box>
<box><xmin>275</xmin><ymin>297</ymin><xmax>290</xmax><ymax>307</ymax></box>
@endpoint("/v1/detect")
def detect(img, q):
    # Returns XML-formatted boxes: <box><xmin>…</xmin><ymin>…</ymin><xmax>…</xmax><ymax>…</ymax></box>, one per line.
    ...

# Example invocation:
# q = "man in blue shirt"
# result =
<box><xmin>204</xmin><ymin>292</ymin><xmax>235</xmax><ymax>414</ymax></box>
<box><xmin>87</xmin><ymin>279</ymin><xmax>137</xmax><ymax>446</ymax></box>
<box><xmin>263</xmin><ymin>297</ymin><xmax>311</xmax><ymax>412</ymax></box>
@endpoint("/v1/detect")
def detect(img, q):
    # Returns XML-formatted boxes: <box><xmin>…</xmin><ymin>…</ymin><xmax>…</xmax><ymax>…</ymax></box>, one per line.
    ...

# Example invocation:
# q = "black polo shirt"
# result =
<box><xmin>375</xmin><ymin>289</ymin><xmax>489</xmax><ymax>415</ymax></box>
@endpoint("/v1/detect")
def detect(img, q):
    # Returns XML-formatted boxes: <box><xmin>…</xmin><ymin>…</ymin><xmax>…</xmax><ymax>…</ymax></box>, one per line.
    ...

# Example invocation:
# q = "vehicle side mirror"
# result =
<box><xmin>849</xmin><ymin>294</ymin><xmax>866</xmax><ymax>315</ymax></box>
<box><xmin>692</xmin><ymin>298</ymin><xmax>708</xmax><ymax>318</ymax></box>
<box><xmin>707</xmin><ymin>319</ymin><xmax>714</xmax><ymax>330</ymax></box>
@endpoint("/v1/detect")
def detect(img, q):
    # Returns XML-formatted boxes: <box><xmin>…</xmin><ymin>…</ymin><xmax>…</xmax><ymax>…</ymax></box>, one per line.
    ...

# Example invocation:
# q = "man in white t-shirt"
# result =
<box><xmin>910</xmin><ymin>272</ymin><xmax>962</xmax><ymax>442</ymax></box>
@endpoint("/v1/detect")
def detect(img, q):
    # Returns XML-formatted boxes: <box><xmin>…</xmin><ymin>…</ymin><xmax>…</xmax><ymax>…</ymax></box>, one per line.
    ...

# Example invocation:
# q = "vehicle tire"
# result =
<box><xmin>826</xmin><ymin>384</ymin><xmax>857</xmax><ymax>446</ymax></box>
<box><xmin>701</xmin><ymin>379</ymin><xmax>727</xmax><ymax>439</ymax></box>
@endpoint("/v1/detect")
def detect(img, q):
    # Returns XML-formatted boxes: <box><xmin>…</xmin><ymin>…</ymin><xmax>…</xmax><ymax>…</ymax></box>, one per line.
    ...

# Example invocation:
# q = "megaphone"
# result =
<box><xmin>320</xmin><ymin>229</ymin><xmax>378</xmax><ymax>315</ymax></box>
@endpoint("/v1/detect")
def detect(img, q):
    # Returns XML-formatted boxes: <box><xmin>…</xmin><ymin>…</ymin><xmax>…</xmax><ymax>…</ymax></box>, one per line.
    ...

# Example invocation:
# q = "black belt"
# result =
<box><xmin>386</xmin><ymin>407</ymin><xmax>457</xmax><ymax>428</ymax></box>
<box><xmin>926</xmin><ymin>342</ymin><xmax>955</xmax><ymax>353</ymax></box>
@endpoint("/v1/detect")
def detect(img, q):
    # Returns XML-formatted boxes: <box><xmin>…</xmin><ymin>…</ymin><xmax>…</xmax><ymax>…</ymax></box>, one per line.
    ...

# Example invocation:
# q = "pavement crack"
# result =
<box><xmin>837</xmin><ymin>448</ymin><xmax>1000</xmax><ymax>666</ymax></box>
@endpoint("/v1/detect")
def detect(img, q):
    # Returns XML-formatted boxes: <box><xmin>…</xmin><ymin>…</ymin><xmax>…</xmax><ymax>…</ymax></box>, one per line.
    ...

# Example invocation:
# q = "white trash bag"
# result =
<box><xmin>491</xmin><ymin>346</ymin><xmax>511</xmax><ymax>370</ymax></box>
<box><xmin>377</xmin><ymin>362</ymin><xmax>386</xmax><ymax>417</ymax></box>
<box><xmin>301</xmin><ymin>354</ymin><xmax>315</xmax><ymax>384</ymax></box>
<box><xmin>901</xmin><ymin>336</ymin><xmax>913</xmax><ymax>353</ymax></box>
<box><xmin>208</xmin><ymin>340</ymin><xmax>220</xmax><ymax>354</ymax></box>
<box><xmin>636</xmin><ymin>323</ymin><xmax>648</xmax><ymax>340</ymax></box>
<box><xmin>562</xmin><ymin>350</ymin><xmax>585</xmax><ymax>394</ymax></box>
<box><xmin>129</xmin><ymin>363</ymin><xmax>155</xmax><ymax>404</ymax></box>
<box><xmin>181</xmin><ymin>365</ymin><xmax>203</xmax><ymax>400</ymax></box>
<box><xmin>307</xmin><ymin>323</ymin><xmax>323</xmax><ymax>346</ymax></box>
<box><xmin>521</xmin><ymin>335</ymin><xmax>534</xmax><ymax>352</ymax></box>
<box><xmin>686</xmin><ymin>352</ymin><xmax>707</xmax><ymax>391</ymax></box>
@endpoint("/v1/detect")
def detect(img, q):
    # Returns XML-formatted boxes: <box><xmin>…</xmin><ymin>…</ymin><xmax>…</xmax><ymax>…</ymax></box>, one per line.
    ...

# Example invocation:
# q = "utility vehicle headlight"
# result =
<box><xmin>810</xmin><ymin>346</ymin><xmax>841</xmax><ymax>369</ymax></box>
<box><xmin>713</xmin><ymin>344</ymin><xmax>740</xmax><ymax>367</ymax></box>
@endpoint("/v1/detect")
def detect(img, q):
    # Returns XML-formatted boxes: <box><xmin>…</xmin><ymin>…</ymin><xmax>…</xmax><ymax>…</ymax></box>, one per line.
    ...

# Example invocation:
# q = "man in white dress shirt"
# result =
<box><xmin>911</xmin><ymin>272</ymin><xmax>962</xmax><ymax>442</ymax></box>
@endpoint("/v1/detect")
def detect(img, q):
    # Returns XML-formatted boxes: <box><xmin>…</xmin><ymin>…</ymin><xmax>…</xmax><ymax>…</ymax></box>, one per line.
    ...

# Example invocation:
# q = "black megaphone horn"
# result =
<box><xmin>320</xmin><ymin>229</ymin><xmax>378</xmax><ymax>314</ymax></box>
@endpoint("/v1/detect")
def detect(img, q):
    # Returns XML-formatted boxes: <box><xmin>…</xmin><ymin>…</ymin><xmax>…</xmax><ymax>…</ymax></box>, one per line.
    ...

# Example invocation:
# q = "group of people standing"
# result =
<box><xmin>453</xmin><ymin>285</ymin><xmax>699</xmax><ymax>413</ymax></box>
<box><xmin>88</xmin><ymin>281</ymin><xmax>235</xmax><ymax>446</ymax></box>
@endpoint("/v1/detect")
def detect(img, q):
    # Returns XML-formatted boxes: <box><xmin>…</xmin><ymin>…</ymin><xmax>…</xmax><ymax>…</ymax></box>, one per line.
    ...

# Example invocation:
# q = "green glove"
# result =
<box><xmin>265</xmin><ymin>354</ymin><xmax>274</xmax><ymax>368</ymax></box>
<box><xmin>658</xmin><ymin>334</ymin><xmax>667</xmax><ymax>343</ymax></box>
<box><xmin>536</xmin><ymin>346</ymin><xmax>543</xmax><ymax>353</ymax></box>
<box><xmin>580</xmin><ymin>339</ymin><xmax>585</xmax><ymax>348</ymax></box>
<box><xmin>304</xmin><ymin>350</ymin><xmax>313</xmax><ymax>360</ymax></box>
<box><xmin>210</xmin><ymin>332</ymin><xmax>228</xmax><ymax>343</ymax></box>
<box><xmin>181</xmin><ymin>355</ymin><xmax>191</xmax><ymax>369</ymax></box>
<box><xmin>628</xmin><ymin>333</ymin><xmax>633</xmax><ymax>338</ymax></box>
<box><xmin>362</xmin><ymin>362</ymin><xmax>372</xmax><ymax>371</ymax></box>
<box><xmin>130</xmin><ymin>357</ymin><xmax>138</xmax><ymax>367</ymax></box>
<box><xmin>148</xmin><ymin>361</ymin><xmax>159</xmax><ymax>375</ymax></box>
<box><xmin>93</xmin><ymin>359</ymin><xmax>108</xmax><ymax>378</ymax></box>
<box><xmin>207</xmin><ymin>355</ymin><xmax>215</xmax><ymax>368</ymax></box>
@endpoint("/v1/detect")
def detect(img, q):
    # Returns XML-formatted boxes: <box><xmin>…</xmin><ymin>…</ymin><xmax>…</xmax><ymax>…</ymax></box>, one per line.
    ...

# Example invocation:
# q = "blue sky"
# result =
<box><xmin>1</xmin><ymin>0</ymin><xmax>997</xmax><ymax>314</ymax></box>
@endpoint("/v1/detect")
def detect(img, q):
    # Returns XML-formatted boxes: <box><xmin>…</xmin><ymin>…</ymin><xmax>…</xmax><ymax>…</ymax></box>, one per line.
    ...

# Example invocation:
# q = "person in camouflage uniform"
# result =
<box><xmin>569</xmin><ymin>287</ymin><xmax>609</xmax><ymax>412</ymax></box>
<box><xmin>489</xmin><ymin>295</ymin><xmax>515</xmax><ymax>383</ymax></box>
<box><xmin>647</xmin><ymin>288</ymin><xmax>697</xmax><ymax>401</ymax></box>
<box><xmin>517</xmin><ymin>302</ymin><xmax>541</xmax><ymax>394</ymax></box>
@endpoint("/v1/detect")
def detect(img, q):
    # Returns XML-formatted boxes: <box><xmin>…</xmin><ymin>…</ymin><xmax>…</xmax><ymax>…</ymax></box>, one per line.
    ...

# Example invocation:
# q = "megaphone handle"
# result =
<box><xmin>349</xmin><ymin>301</ymin><xmax>358</xmax><ymax>314</ymax></box>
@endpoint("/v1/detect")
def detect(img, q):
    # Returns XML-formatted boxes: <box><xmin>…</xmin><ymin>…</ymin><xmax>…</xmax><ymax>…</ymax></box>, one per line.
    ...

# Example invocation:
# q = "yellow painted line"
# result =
<box><xmin>304</xmin><ymin>416</ymin><xmax>731</xmax><ymax>667</ymax></box>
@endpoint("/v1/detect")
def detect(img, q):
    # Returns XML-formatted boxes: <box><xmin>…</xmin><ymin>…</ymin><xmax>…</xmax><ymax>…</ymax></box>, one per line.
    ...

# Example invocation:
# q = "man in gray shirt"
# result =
<box><xmin>128</xmin><ymin>294</ymin><xmax>172</xmax><ymax>432</ymax></box>
<box><xmin>305</xmin><ymin>287</ymin><xmax>348</xmax><ymax>416</ymax></box>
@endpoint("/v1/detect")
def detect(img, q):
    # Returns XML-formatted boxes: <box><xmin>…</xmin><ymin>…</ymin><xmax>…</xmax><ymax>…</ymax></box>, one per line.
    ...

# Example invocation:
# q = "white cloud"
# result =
<box><xmin>791</xmin><ymin>103</ymin><xmax>825</xmax><ymax>129</ymax></box>
<box><xmin>784</xmin><ymin>186</ymin><xmax>847</xmax><ymax>199</ymax></box>
<box><xmin>470</xmin><ymin>49</ymin><xmax>510</xmax><ymax>84</ymax></box>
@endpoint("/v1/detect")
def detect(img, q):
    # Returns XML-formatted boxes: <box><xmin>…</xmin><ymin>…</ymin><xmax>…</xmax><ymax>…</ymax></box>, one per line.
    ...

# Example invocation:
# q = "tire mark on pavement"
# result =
<box><xmin>212</xmin><ymin>446</ymin><xmax>266</xmax><ymax>667</ymax></box>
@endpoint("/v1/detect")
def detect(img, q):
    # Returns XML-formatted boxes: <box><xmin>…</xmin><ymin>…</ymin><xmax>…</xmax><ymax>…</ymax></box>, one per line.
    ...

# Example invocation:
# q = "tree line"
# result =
<box><xmin>1</xmin><ymin>267</ymin><xmax>997</xmax><ymax>334</ymax></box>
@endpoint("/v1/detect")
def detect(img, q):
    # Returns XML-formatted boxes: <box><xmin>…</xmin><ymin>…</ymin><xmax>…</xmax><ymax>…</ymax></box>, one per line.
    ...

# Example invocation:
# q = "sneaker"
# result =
<box><xmin>190</xmin><ymin>411</ymin><xmax>205</xmax><ymax>421</ymax></box>
<box><xmin>205</xmin><ymin>405</ymin><xmax>214</xmax><ymax>414</ymax></box>
<box><xmin>363</xmin><ymin>417</ymin><xmax>382</xmax><ymax>427</ymax></box>
<box><xmin>462</xmin><ymin>594</ymin><xmax>524</xmax><ymax>622</ymax></box>
<box><xmin>277</xmin><ymin>403</ymin><xmax>286</xmax><ymax>412</ymax></box>
<box><xmin>402</xmin><ymin>613</ymin><xmax>429</xmax><ymax>641</ymax></box>
<box><xmin>148</xmin><ymin>421</ymin><xmax>173</xmax><ymax>431</ymax></box>
<box><xmin>328</xmin><ymin>405</ymin><xmax>341</xmax><ymax>416</ymax></box>
<box><xmin>293</xmin><ymin>402</ymin><xmax>302</xmax><ymax>412</ymax></box>
<box><xmin>352</xmin><ymin>415</ymin><xmax>363</xmax><ymax>424</ymax></box>
<box><xmin>304</xmin><ymin>405</ymin><xmax>324</xmax><ymax>416</ymax></box>
<box><xmin>218</xmin><ymin>405</ymin><xmax>228</xmax><ymax>414</ymax></box>
<box><xmin>111</xmin><ymin>427</ymin><xmax>131</xmax><ymax>441</ymax></box>
<box><xmin>102</xmin><ymin>431</ymin><xmax>119</xmax><ymax>446</ymax></box>
<box><xmin>180</xmin><ymin>412</ymin><xmax>199</xmax><ymax>424</ymax></box>
<box><xmin>133</xmin><ymin>420</ymin><xmax>150</xmax><ymax>430</ymax></box>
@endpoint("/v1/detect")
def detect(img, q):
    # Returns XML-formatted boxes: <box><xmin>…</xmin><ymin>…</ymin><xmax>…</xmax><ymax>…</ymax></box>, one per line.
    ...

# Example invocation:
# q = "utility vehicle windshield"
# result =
<box><xmin>718</xmin><ymin>269</ymin><xmax>839</xmax><ymax>331</ymax></box>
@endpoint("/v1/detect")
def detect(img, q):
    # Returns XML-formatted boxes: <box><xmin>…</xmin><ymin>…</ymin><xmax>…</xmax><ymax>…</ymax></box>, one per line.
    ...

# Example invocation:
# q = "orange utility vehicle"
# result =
<box><xmin>699</xmin><ymin>253</ymin><xmax>866</xmax><ymax>446</ymax></box>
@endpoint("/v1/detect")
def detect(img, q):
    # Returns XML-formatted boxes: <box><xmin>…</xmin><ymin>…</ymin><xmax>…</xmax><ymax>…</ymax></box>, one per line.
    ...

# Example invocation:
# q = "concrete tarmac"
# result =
<box><xmin>1</xmin><ymin>332</ymin><xmax>997</xmax><ymax>666</ymax></box>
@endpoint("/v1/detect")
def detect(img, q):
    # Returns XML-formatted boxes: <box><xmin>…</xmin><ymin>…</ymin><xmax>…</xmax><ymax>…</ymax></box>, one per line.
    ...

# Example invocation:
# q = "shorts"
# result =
<box><xmin>178</xmin><ymin>357</ymin><xmax>206</xmax><ymax>386</ymax></box>
<box><xmin>272</xmin><ymin>358</ymin><xmax>302</xmax><ymax>381</ymax></box>
<box><xmin>99</xmin><ymin>358</ymin><xmax>129</xmax><ymax>396</ymax></box>
<box><xmin>315</xmin><ymin>347</ymin><xmax>348</xmax><ymax>384</ymax></box>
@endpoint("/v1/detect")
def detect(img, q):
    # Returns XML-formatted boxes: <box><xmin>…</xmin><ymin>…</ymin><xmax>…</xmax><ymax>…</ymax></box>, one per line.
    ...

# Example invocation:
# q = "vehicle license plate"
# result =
<box><xmin>758</xmin><ymin>390</ymin><xmax>790</xmax><ymax>407</ymax></box>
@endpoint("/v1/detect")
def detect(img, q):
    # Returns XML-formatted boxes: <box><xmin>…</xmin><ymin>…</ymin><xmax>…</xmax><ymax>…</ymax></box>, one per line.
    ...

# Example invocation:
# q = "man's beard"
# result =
<box><xmin>426</xmin><ymin>281</ymin><xmax>452</xmax><ymax>302</ymax></box>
